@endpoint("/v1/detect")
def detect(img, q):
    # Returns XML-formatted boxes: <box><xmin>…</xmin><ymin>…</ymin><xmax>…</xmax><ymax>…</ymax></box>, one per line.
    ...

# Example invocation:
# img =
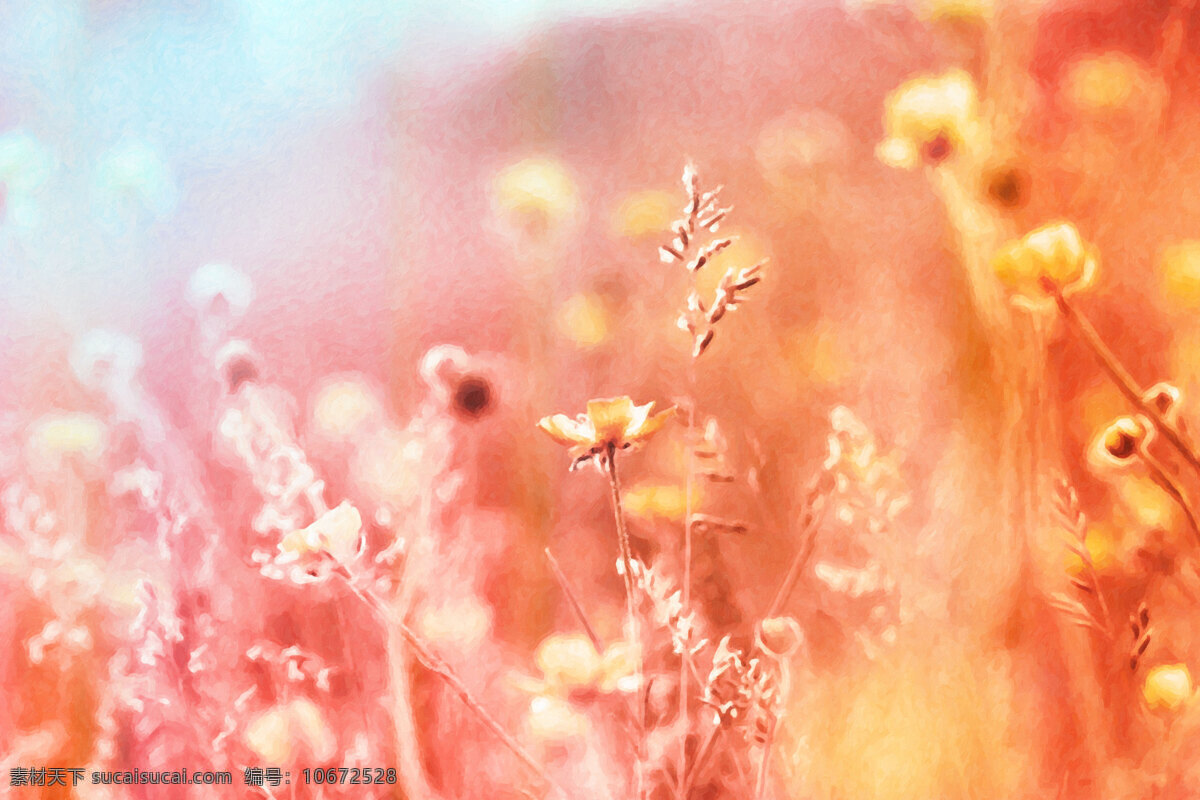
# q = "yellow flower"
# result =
<box><xmin>992</xmin><ymin>221</ymin><xmax>1097</xmax><ymax>306</ymax></box>
<box><xmin>1160</xmin><ymin>241</ymin><xmax>1200</xmax><ymax>309</ymax></box>
<box><xmin>612</xmin><ymin>189</ymin><xmax>677</xmax><ymax>239</ymax></box>
<box><xmin>624</xmin><ymin>483</ymin><xmax>701</xmax><ymax>522</ymax></box>
<box><xmin>1143</xmin><ymin>664</ymin><xmax>1193</xmax><ymax>712</ymax></box>
<box><xmin>522</xmin><ymin>634</ymin><xmax>638</xmax><ymax>697</ymax></box>
<box><xmin>26</xmin><ymin>412</ymin><xmax>107</xmax><ymax>470</ymax></box>
<box><xmin>1088</xmin><ymin>416</ymin><xmax>1150</xmax><ymax>471</ymax></box>
<box><xmin>877</xmin><ymin>70</ymin><xmax>981</xmax><ymax>169</ymax></box>
<box><xmin>1063</xmin><ymin>53</ymin><xmax>1151</xmax><ymax>115</ymax></box>
<box><xmin>243</xmin><ymin>698</ymin><xmax>336</xmax><ymax>763</ymax></box>
<box><xmin>919</xmin><ymin>0</ymin><xmax>993</xmax><ymax>23</ymax></box>
<box><xmin>538</xmin><ymin>396</ymin><xmax>675</xmax><ymax>466</ymax></box>
<box><xmin>556</xmin><ymin>293</ymin><xmax>609</xmax><ymax>348</ymax></box>
<box><xmin>526</xmin><ymin>695</ymin><xmax>589</xmax><ymax>742</ymax></box>
<box><xmin>535</xmin><ymin>633</ymin><xmax>602</xmax><ymax>689</ymax></box>
<box><xmin>491</xmin><ymin>156</ymin><xmax>581</xmax><ymax>239</ymax></box>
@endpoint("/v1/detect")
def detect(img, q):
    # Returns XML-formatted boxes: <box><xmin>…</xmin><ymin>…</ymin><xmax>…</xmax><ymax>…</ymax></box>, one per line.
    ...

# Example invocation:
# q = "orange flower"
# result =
<box><xmin>538</xmin><ymin>396</ymin><xmax>674</xmax><ymax>466</ymax></box>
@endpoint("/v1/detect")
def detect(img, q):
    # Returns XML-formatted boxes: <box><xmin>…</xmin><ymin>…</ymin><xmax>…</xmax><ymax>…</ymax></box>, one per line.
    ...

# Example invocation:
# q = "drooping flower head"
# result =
<box><xmin>537</xmin><ymin>396</ymin><xmax>675</xmax><ymax>468</ymax></box>
<box><xmin>1088</xmin><ymin>415</ymin><xmax>1151</xmax><ymax>472</ymax></box>
<box><xmin>877</xmin><ymin>70</ymin><xmax>981</xmax><ymax>170</ymax></box>
<box><xmin>992</xmin><ymin>221</ymin><xmax>1098</xmax><ymax>309</ymax></box>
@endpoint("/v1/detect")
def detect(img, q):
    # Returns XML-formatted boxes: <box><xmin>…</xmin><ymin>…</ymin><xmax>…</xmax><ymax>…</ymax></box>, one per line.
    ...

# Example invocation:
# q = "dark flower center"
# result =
<box><xmin>452</xmin><ymin>375</ymin><xmax>493</xmax><ymax>419</ymax></box>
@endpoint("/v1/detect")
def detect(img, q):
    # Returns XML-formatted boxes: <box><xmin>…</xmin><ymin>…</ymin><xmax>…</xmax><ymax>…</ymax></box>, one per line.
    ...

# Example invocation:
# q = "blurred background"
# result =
<box><xmin>8</xmin><ymin>0</ymin><xmax>1200</xmax><ymax>798</ymax></box>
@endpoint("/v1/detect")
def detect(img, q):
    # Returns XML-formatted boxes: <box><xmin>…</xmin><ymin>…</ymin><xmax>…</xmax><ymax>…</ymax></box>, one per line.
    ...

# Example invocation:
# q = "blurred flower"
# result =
<box><xmin>612</xmin><ymin>189</ymin><xmax>676</xmax><ymax>239</ymax></box>
<box><xmin>877</xmin><ymin>70</ymin><xmax>981</xmax><ymax>169</ymax></box>
<box><xmin>526</xmin><ymin>695</ymin><xmax>588</xmax><ymax>742</ymax></box>
<box><xmin>982</xmin><ymin>162</ymin><xmax>1031</xmax><ymax>210</ymax></box>
<box><xmin>991</xmin><ymin>221</ymin><xmax>1097</xmax><ymax>307</ymax></box>
<box><xmin>1115</xmin><ymin>475</ymin><xmax>1179</xmax><ymax>532</ymax></box>
<box><xmin>419</xmin><ymin>344</ymin><xmax>496</xmax><ymax>420</ymax></box>
<box><xmin>538</xmin><ymin>397</ymin><xmax>674</xmax><ymax>466</ymax></box>
<box><xmin>0</xmin><ymin>130</ymin><xmax>54</xmax><ymax>228</ymax></box>
<box><xmin>243</xmin><ymin>698</ymin><xmax>336</xmax><ymax>763</ymax></box>
<box><xmin>94</xmin><ymin>141</ymin><xmax>178</xmax><ymax>222</ymax></box>
<box><xmin>1063</xmin><ymin>524</ymin><xmax>1116</xmax><ymax>576</ymax></box>
<box><xmin>757</xmin><ymin>616</ymin><xmax>804</xmax><ymax>658</ymax></box>
<box><xmin>556</xmin><ymin>293</ymin><xmax>610</xmax><ymax>349</ymax></box>
<box><xmin>70</xmin><ymin>329</ymin><xmax>143</xmax><ymax>392</ymax></box>
<box><xmin>919</xmin><ymin>0</ymin><xmax>993</xmax><ymax>22</ymax></box>
<box><xmin>517</xmin><ymin>633</ymin><xmax>639</xmax><ymax>697</ymax></box>
<box><xmin>277</xmin><ymin>501</ymin><xmax>363</xmax><ymax>579</ymax></box>
<box><xmin>1062</xmin><ymin>53</ymin><xmax>1155</xmax><ymax>115</ymax></box>
<box><xmin>491</xmin><ymin>156</ymin><xmax>581</xmax><ymax>240</ymax></box>
<box><xmin>416</xmin><ymin>596</ymin><xmax>492</xmax><ymax>648</ymax></box>
<box><xmin>623</xmin><ymin>483</ymin><xmax>701</xmax><ymax>522</ymax></box>
<box><xmin>26</xmin><ymin>412</ymin><xmax>107</xmax><ymax>472</ymax></box>
<box><xmin>186</xmin><ymin>263</ymin><xmax>255</xmax><ymax>320</ymax></box>
<box><xmin>1089</xmin><ymin>416</ymin><xmax>1150</xmax><ymax>471</ymax></box>
<box><xmin>1143</xmin><ymin>382</ymin><xmax>1182</xmax><ymax>427</ymax></box>
<box><xmin>1143</xmin><ymin>663</ymin><xmax>1193</xmax><ymax>712</ymax></box>
<box><xmin>755</xmin><ymin>111</ymin><xmax>852</xmax><ymax>196</ymax></box>
<box><xmin>1159</xmin><ymin>241</ymin><xmax>1200</xmax><ymax>309</ymax></box>
<box><xmin>311</xmin><ymin>375</ymin><xmax>383</xmax><ymax>441</ymax></box>
<box><xmin>215</xmin><ymin>340</ymin><xmax>261</xmax><ymax>393</ymax></box>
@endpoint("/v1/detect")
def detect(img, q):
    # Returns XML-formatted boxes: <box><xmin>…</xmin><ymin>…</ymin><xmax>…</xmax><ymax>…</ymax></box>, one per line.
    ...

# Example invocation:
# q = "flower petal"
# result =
<box><xmin>537</xmin><ymin>413</ymin><xmax>594</xmax><ymax>446</ymax></box>
<box><xmin>587</xmin><ymin>397</ymin><xmax>636</xmax><ymax>444</ymax></box>
<box><xmin>627</xmin><ymin>405</ymin><xmax>675</xmax><ymax>444</ymax></box>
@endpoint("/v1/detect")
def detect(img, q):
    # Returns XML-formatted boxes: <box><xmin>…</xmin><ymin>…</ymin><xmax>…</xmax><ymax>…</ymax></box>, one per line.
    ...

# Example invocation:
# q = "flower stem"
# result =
<box><xmin>1140</xmin><ymin>444</ymin><xmax>1200</xmax><ymax>546</ymax></box>
<box><xmin>544</xmin><ymin>547</ymin><xmax>605</xmax><ymax>653</ymax></box>
<box><xmin>339</xmin><ymin>569</ymin><xmax>561</xmax><ymax>797</ymax></box>
<box><xmin>604</xmin><ymin>444</ymin><xmax>645</xmax><ymax>798</ymax></box>
<box><xmin>680</xmin><ymin>721</ymin><xmax>720</xmax><ymax>799</ymax></box>
<box><xmin>755</xmin><ymin>715</ymin><xmax>777</xmax><ymax>800</ymax></box>
<box><xmin>1053</xmin><ymin>289</ymin><xmax>1200</xmax><ymax>476</ymax></box>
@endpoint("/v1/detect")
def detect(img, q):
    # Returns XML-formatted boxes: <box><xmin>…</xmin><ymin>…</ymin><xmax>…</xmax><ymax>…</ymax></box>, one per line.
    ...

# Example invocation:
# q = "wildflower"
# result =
<box><xmin>1143</xmin><ymin>663</ymin><xmax>1193</xmax><ymax>712</ymax></box>
<box><xmin>1160</xmin><ymin>241</ymin><xmax>1200</xmax><ymax>309</ymax></box>
<box><xmin>70</xmin><ymin>330</ymin><xmax>143</xmax><ymax>392</ymax></box>
<box><xmin>417</xmin><ymin>596</ymin><xmax>492</xmax><ymax>648</ymax></box>
<box><xmin>277</xmin><ymin>501</ymin><xmax>364</xmax><ymax>580</ymax></box>
<box><xmin>982</xmin><ymin>163</ymin><xmax>1030</xmax><ymax>210</ymax></box>
<box><xmin>311</xmin><ymin>375</ymin><xmax>382</xmax><ymax>441</ymax></box>
<box><xmin>919</xmin><ymin>0</ymin><xmax>993</xmax><ymax>23</ymax></box>
<box><xmin>419</xmin><ymin>344</ymin><xmax>497</xmax><ymax>420</ymax></box>
<box><xmin>1089</xmin><ymin>416</ymin><xmax>1151</xmax><ymax>471</ymax></box>
<box><xmin>0</xmin><ymin>130</ymin><xmax>54</xmax><ymax>228</ymax></box>
<box><xmin>991</xmin><ymin>221</ymin><xmax>1098</xmax><ymax>308</ymax></box>
<box><xmin>1062</xmin><ymin>53</ymin><xmax>1153</xmax><ymax>115</ymax></box>
<box><xmin>526</xmin><ymin>695</ymin><xmax>589</xmax><ymax>742</ymax></box>
<box><xmin>623</xmin><ymin>483</ymin><xmax>701</xmax><ymax>522</ymax></box>
<box><xmin>556</xmin><ymin>293</ymin><xmax>610</xmax><ymax>348</ymax></box>
<box><xmin>94</xmin><ymin>141</ymin><xmax>178</xmax><ymax>222</ymax></box>
<box><xmin>877</xmin><ymin>70</ymin><xmax>981</xmax><ymax>169</ymax></box>
<box><xmin>491</xmin><ymin>156</ymin><xmax>581</xmax><ymax>239</ymax></box>
<box><xmin>612</xmin><ymin>189</ymin><xmax>676</xmax><ymax>239</ymax></box>
<box><xmin>1143</xmin><ymin>382</ymin><xmax>1182</xmax><ymax>426</ymax></box>
<box><xmin>26</xmin><ymin>413</ymin><xmax>107</xmax><ymax>471</ymax></box>
<box><xmin>524</xmin><ymin>633</ymin><xmax>638</xmax><ymax>696</ymax></box>
<box><xmin>537</xmin><ymin>396</ymin><xmax>674</xmax><ymax>467</ymax></box>
<box><xmin>186</xmin><ymin>263</ymin><xmax>255</xmax><ymax>320</ymax></box>
<box><xmin>215</xmin><ymin>340</ymin><xmax>260</xmax><ymax>393</ymax></box>
<box><xmin>757</xmin><ymin>616</ymin><xmax>804</xmax><ymax>658</ymax></box>
<box><xmin>243</xmin><ymin>698</ymin><xmax>336</xmax><ymax>763</ymax></box>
